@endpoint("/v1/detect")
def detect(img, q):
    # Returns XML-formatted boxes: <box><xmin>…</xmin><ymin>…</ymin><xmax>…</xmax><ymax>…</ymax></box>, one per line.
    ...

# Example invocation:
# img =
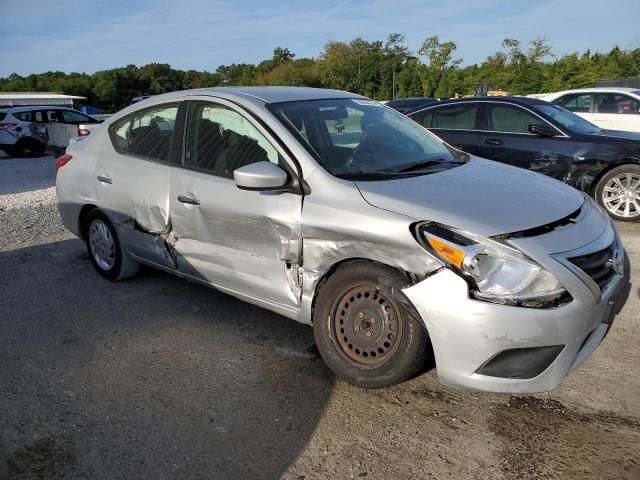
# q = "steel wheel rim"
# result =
<box><xmin>331</xmin><ymin>284</ymin><xmax>403</xmax><ymax>368</ymax></box>
<box><xmin>602</xmin><ymin>173</ymin><xmax>640</xmax><ymax>218</ymax></box>
<box><xmin>88</xmin><ymin>219</ymin><xmax>115</xmax><ymax>270</ymax></box>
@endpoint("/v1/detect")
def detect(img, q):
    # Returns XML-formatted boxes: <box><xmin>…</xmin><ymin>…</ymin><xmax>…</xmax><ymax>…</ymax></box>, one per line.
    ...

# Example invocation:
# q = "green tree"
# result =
<box><xmin>256</xmin><ymin>58</ymin><xmax>321</xmax><ymax>87</ymax></box>
<box><xmin>396</xmin><ymin>57</ymin><xmax>423</xmax><ymax>98</ymax></box>
<box><xmin>216</xmin><ymin>63</ymin><xmax>257</xmax><ymax>85</ymax></box>
<box><xmin>418</xmin><ymin>36</ymin><xmax>462</xmax><ymax>97</ymax></box>
<box><xmin>2</xmin><ymin>34</ymin><xmax>639</xmax><ymax>111</ymax></box>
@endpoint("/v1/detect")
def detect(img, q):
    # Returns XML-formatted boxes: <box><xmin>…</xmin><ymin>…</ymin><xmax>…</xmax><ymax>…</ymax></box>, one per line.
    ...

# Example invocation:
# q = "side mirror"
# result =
<box><xmin>234</xmin><ymin>161</ymin><xmax>289</xmax><ymax>191</ymax></box>
<box><xmin>528</xmin><ymin>123</ymin><xmax>557</xmax><ymax>137</ymax></box>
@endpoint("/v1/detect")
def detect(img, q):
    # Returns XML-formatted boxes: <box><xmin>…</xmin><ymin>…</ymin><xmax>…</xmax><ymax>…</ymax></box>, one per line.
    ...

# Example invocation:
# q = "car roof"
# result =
<box><xmin>151</xmin><ymin>86</ymin><xmax>366</xmax><ymax>106</ymax></box>
<box><xmin>544</xmin><ymin>87</ymin><xmax>640</xmax><ymax>98</ymax></box>
<box><xmin>410</xmin><ymin>96</ymin><xmax>548</xmax><ymax>112</ymax></box>
<box><xmin>387</xmin><ymin>97</ymin><xmax>435</xmax><ymax>105</ymax></box>
<box><xmin>551</xmin><ymin>87</ymin><xmax>638</xmax><ymax>94</ymax></box>
<box><xmin>3</xmin><ymin>105</ymin><xmax>79</xmax><ymax>113</ymax></box>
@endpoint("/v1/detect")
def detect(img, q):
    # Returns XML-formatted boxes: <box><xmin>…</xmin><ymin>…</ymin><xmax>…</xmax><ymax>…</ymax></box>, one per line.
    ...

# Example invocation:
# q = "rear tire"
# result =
<box><xmin>11</xmin><ymin>138</ymin><xmax>46</xmax><ymax>158</ymax></box>
<box><xmin>594</xmin><ymin>165</ymin><xmax>640</xmax><ymax>221</ymax></box>
<box><xmin>84</xmin><ymin>209</ymin><xmax>139</xmax><ymax>281</ymax></box>
<box><xmin>312</xmin><ymin>261</ymin><xmax>429</xmax><ymax>389</ymax></box>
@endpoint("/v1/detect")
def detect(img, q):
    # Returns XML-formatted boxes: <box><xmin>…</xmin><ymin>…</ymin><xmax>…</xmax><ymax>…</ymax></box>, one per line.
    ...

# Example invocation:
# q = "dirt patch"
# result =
<box><xmin>493</xmin><ymin>396</ymin><xmax>640</xmax><ymax>479</ymax></box>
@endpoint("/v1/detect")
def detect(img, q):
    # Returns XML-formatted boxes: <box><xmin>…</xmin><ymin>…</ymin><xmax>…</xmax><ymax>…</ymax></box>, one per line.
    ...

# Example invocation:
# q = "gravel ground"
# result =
<box><xmin>0</xmin><ymin>155</ymin><xmax>71</xmax><ymax>251</ymax></box>
<box><xmin>1</xmin><ymin>155</ymin><xmax>639</xmax><ymax>479</ymax></box>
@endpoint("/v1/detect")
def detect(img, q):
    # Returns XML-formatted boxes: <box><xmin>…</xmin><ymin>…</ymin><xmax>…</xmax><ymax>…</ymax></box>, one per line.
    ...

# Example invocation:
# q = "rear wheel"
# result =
<box><xmin>84</xmin><ymin>209</ymin><xmax>139</xmax><ymax>281</ymax></box>
<box><xmin>10</xmin><ymin>138</ymin><xmax>46</xmax><ymax>157</ymax></box>
<box><xmin>313</xmin><ymin>261</ymin><xmax>429</xmax><ymax>388</ymax></box>
<box><xmin>594</xmin><ymin>165</ymin><xmax>640</xmax><ymax>221</ymax></box>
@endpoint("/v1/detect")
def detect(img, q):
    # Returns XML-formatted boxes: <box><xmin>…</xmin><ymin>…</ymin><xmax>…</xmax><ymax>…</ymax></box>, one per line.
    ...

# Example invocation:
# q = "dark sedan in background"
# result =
<box><xmin>407</xmin><ymin>97</ymin><xmax>640</xmax><ymax>221</ymax></box>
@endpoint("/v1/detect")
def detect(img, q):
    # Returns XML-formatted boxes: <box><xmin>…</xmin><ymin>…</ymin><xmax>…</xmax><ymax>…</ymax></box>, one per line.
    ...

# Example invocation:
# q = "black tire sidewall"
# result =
<box><xmin>13</xmin><ymin>138</ymin><xmax>44</xmax><ymax>157</ymax></box>
<box><xmin>84</xmin><ymin>210</ymin><xmax>124</xmax><ymax>281</ymax></box>
<box><xmin>595</xmin><ymin>164</ymin><xmax>640</xmax><ymax>222</ymax></box>
<box><xmin>313</xmin><ymin>262</ymin><xmax>428</xmax><ymax>388</ymax></box>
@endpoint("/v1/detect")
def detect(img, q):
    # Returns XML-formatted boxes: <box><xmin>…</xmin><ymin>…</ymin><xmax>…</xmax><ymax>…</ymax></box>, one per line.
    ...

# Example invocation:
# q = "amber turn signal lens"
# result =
<box><xmin>427</xmin><ymin>236</ymin><xmax>465</xmax><ymax>268</ymax></box>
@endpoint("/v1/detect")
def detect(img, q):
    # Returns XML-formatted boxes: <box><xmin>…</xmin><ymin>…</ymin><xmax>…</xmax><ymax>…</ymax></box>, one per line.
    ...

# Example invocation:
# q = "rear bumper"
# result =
<box><xmin>403</xmin><ymin>259</ymin><xmax>627</xmax><ymax>394</ymax></box>
<box><xmin>57</xmin><ymin>198</ymin><xmax>84</xmax><ymax>238</ymax></box>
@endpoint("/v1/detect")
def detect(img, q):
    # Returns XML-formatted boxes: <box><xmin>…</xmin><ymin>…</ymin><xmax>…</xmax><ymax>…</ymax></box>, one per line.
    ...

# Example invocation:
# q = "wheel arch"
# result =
<box><xmin>15</xmin><ymin>135</ymin><xmax>44</xmax><ymax>145</ymax></box>
<box><xmin>78</xmin><ymin>204</ymin><xmax>99</xmax><ymax>240</ymax></box>
<box><xmin>309</xmin><ymin>257</ymin><xmax>421</xmax><ymax>325</ymax></box>
<box><xmin>589</xmin><ymin>158</ymin><xmax>640</xmax><ymax>196</ymax></box>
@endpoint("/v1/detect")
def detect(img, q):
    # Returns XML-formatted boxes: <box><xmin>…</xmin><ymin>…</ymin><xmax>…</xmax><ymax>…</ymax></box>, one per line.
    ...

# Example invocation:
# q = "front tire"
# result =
<box><xmin>594</xmin><ymin>165</ymin><xmax>640</xmax><ymax>221</ymax></box>
<box><xmin>313</xmin><ymin>261</ymin><xmax>429</xmax><ymax>388</ymax></box>
<box><xmin>84</xmin><ymin>209</ymin><xmax>139</xmax><ymax>281</ymax></box>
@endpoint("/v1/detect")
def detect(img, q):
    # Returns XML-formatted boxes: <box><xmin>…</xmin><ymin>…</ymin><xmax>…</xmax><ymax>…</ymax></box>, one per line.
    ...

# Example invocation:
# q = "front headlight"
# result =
<box><xmin>418</xmin><ymin>223</ymin><xmax>571</xmax><ymax>308</ymax></box>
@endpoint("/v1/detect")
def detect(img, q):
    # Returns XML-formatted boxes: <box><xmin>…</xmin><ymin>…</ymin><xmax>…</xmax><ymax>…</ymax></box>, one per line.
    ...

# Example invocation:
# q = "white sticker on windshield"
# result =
<box><xmin>351</xmin><ymin>99</ymin><xmax>383</xmax><ymax>107</ymax></box>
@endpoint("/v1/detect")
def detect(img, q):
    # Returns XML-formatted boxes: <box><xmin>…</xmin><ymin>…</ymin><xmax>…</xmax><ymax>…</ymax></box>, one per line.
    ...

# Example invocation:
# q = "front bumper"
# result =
<box><xmin>402</xmin><ymin>215</ymin><xmax>628</xmax><ymax>393</ymax></box>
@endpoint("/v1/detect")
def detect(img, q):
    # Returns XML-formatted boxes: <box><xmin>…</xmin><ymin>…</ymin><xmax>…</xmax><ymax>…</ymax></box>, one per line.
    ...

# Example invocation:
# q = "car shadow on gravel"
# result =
<box><xmin>0</xmin><ymin>239</ymin><xmax>335</xmax><ymax>480</ymax></box>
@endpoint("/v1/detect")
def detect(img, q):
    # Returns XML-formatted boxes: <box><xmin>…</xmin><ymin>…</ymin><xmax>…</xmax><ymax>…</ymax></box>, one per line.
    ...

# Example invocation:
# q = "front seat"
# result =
<box><xmin>189</xmin><ymin>119</ymin><xmax>226</xmax><ymax>170</ymax></box>
<box><xmin>598</xmin><ymin>97</ymin><xmax>618</xmax><ymax>113</ymax></box>
<box><xmin>214</xmin><ymin>131</ymin><xmax>269</xmax><ymax>176</ymax></box>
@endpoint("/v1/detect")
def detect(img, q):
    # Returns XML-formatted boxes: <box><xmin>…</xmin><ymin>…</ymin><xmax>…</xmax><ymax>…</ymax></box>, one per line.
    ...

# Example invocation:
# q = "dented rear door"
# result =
<box><xmin>169</xmin><ymin>99</ymin><xmax>303</xmax><ymax>309</ymax></box>
<box><xmin>94</xmin><ymin>101</ymin><xmax>180</xmax><ymax>269</ymax></box>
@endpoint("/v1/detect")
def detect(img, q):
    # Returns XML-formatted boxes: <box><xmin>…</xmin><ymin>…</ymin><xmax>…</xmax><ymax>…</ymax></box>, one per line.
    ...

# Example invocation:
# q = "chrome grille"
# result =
<box><xmin>568</xmin><ymin>245</ymin><xmax>615</xmax><ymax>291</ymax></box>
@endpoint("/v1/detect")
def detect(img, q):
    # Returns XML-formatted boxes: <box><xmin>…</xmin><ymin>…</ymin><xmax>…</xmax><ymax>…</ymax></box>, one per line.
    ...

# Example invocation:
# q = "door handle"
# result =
<box><xmin>97</xmin><ymin>175</ymin><xmax>112</xmax><ymax>184</ymax></box>
<box><xmin>484</xmin><ymin>138</ymin><xmax>502</xmax><ymax>146</ymax></box>
<box><xmin>177</xmin><ymin>195</ymin><xmax>200</xmax><ymax>206</ymax></box>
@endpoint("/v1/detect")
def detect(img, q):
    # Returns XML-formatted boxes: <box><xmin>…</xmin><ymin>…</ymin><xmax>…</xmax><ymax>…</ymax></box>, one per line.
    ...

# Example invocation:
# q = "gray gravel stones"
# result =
<box><xmin>0</xmin><ymin>155</ymin><xmax>73</xmax><ymax>251</ymax></box>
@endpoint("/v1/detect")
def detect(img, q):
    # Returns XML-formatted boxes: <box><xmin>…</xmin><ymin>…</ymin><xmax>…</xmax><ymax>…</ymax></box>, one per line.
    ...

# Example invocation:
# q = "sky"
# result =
<box><xmin>1</xmin><ymin>0</ymin><xmax>639</xmax><ymax>77</ymax></box>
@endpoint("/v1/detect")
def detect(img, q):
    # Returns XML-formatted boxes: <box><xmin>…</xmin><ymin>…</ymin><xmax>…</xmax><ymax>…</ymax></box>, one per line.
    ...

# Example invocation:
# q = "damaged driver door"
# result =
<box><xmin>169</xmin><ymin>99</ymin><xmax>303</xmax><ymax>311</ymax></box>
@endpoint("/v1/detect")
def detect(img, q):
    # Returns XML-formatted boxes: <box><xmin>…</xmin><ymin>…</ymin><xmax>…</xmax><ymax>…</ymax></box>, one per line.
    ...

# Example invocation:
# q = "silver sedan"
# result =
<box><xmin>56</xmin><ymin>87</ymin><xmax>629</xmax><ymax>392</ymax></box>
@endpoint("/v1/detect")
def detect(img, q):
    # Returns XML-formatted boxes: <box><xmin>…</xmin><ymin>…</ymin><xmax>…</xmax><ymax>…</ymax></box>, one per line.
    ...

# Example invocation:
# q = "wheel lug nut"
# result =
<box><xmin>370</xmin><ymin>318</ymin><xmax>376</xmax><ymax>324</ymax></box>
<box><xmin>366</xmin><ymin>332</ymin><xmax>372</xmax><ymax>337</ymax></box>
<box><xmin>355</xmin><ymin>326</ymin><xmax>360</xmax><ymax>331</ymax></box>
<box><xmin>359</xmin><ymin>312</ymin><xmax>364</xmax><ymax>318</ymax></box>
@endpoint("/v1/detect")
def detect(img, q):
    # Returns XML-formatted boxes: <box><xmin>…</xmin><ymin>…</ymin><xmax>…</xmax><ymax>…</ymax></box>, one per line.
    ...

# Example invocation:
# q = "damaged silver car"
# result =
<box><xmin>56</xmin><ymin>87</ymin><xmax>629</xmax><ymax>392</ymax></box>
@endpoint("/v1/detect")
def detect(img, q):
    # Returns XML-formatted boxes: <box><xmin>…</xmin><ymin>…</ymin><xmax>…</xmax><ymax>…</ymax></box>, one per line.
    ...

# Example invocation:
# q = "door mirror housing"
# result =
<box><xmin>528</xmin><ymin>123</ymin><xmax>557</xmax><ymax>137</ymax></box>
<box><xmin>234</xmin><ymin>161</ymin><xmax>289</xmax><ymax>191</ymax></box>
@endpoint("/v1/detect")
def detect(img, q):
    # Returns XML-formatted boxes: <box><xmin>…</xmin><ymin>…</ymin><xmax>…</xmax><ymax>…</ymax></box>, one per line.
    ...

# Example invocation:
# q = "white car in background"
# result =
<box><xmin>542</xmin><ymin>88</ymin><xmax>640</xmax><ymax>133</ymax></box>
<box><xmin>0</xmin><ymin>106</ymin><xmax>102</xmax><ymax>157</ymax></box>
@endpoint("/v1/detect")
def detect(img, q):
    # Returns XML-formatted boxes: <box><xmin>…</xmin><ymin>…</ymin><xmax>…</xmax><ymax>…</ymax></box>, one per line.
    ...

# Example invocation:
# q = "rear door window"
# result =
<box><xmin>487</xmin><ymin>104</ymin><xmax>548</xmax><ymax>134</ymax></box>
<box><xmin>109</xmin><ymin>103</ymin><xmax>179</xmax><ymax>162</ymax></box>
<box><xmin>416</xmin><ymin>104</ymin><xmax>478</xmax><ymax>130</ymax></box>
<box><xmin>45</xmin><ymin>110</ymin><xmax>64</xmax><ymax>122</ymax></box>
<box><xmin>594</xmin><ymin>93</ymin><xmax>640</xmax><ymax>114</ymax></box>
<box><xmin>553</xmin><ymin>94</ymin><xmax>591</xmax><ymax>113</ymax></box>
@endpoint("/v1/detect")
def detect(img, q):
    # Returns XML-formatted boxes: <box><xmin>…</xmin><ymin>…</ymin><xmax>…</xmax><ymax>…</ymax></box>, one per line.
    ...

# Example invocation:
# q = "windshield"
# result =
<box><xmin>267</xmin><ymin>98</ymin><xmax>464</xmax><ymax>179</ymax></box>
<box><xmin>535</xmin><ymin>104</ymin><xmax>601</xmax><ymax>134</ymax></box>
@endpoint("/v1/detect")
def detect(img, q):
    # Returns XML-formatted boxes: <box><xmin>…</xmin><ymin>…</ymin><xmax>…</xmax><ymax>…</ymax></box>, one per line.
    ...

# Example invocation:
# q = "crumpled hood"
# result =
<box><xmin>356</xmin><ymin>157</ymin><xmax>584</xmax><ymax>237</ymax></box>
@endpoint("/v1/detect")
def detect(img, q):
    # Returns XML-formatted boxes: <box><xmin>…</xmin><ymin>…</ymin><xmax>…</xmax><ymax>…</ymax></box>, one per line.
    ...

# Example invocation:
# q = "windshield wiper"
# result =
<box><xmin>335</xmin><ymin>158</ymin><xmax>466</xmax><ymax>180</ymax></box>
<box><xmin>394</xmin><ymin>158</ymin><xmax>465</xmax><ymax>173</ymax></box>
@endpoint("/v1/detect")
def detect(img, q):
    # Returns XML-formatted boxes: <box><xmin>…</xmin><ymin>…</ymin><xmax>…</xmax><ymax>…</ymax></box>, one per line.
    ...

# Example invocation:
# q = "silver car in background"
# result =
<box><xmin>56</xmin><ymin>87</ymin><xmax>629</xmax><ymax>392</ymax></box>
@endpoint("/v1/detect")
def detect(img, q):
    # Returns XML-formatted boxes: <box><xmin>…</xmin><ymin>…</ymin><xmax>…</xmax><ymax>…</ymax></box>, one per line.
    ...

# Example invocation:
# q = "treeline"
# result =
<box><xmin>2</xmin><ymin>35</ymin><xmax>639</xmax><ymax>112</ymax></box>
